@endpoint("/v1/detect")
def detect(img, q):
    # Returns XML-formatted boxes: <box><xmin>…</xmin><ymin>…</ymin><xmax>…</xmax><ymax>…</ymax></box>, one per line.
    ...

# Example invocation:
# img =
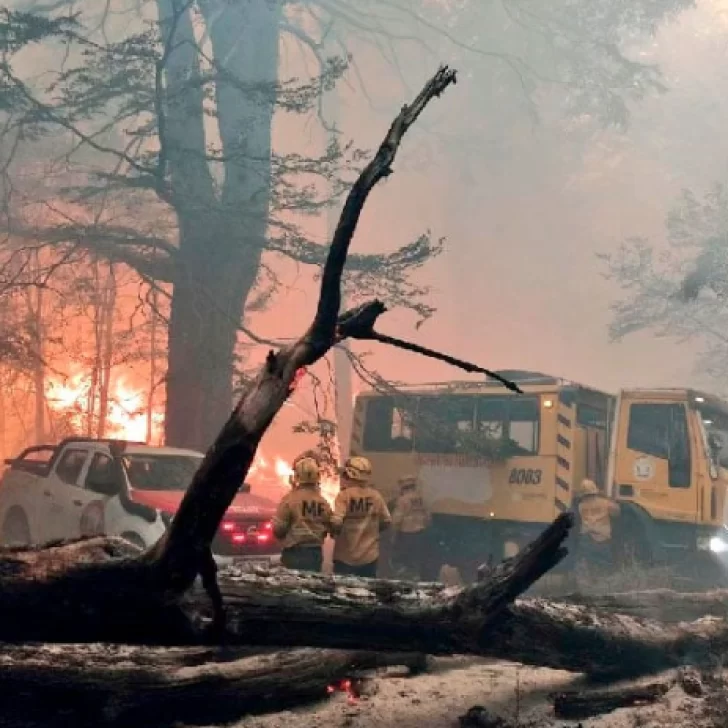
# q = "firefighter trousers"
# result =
<box><xmin>333</xmin><ymin>560</ymin><xmax>378</xmax><ymax>578</ymax></box>
<box><xmin>281</xmin><ymin>545</ymin><xmax>323</xmax><ymax>573</ymax></box>
<box><xmin>393</xmin><ymin>530</ymin><xmax>429</xmax><ymax>579</ymax></box>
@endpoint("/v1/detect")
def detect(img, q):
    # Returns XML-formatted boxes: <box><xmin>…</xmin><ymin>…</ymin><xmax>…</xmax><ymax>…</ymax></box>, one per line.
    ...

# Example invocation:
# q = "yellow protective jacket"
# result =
<box><xmin>331</xmin><ymin>484</ymin><xmax>392</xmax><ymax>565</ymax></box>
<box><xmin>272</xmin><ymin>484</ymin><xmax>333</xmax><ymax>549</ymax></box>
<box><xmin>391</xmin><ymin>490</ymin><xmax>431</xmax><ymax>534</ymax></box>
<box><xmin>577</xmin><ymin>494</ymin><xmax>620</xmax><ymax>543</ymax></box>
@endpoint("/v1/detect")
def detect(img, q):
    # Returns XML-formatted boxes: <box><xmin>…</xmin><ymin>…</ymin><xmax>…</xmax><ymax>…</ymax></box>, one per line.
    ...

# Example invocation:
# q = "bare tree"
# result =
<box><xmin>601</xmin><ymin>183</ymin><xmax>728</xmax><ymax>385</ymax></box>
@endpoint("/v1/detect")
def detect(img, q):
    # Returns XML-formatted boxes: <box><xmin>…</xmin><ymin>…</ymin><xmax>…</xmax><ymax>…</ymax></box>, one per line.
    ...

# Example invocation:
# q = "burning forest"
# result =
<box><xmin>6</xmin><ymin>1</ymin><xmax>728</xmax><ymax>727</ymax></box>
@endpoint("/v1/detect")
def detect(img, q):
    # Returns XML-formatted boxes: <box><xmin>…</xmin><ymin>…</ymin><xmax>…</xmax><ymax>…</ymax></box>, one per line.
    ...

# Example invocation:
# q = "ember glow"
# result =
<box><xmin>326</xmin><ymin>677</ymin><xmax>361</xmax><ymax>704</ymax></box>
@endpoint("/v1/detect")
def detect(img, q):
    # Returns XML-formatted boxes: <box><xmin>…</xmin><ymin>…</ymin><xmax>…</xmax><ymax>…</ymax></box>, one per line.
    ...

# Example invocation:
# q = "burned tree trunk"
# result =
<box><xmin>0</xmin><ymin>514</ymin><xmax>573</xmax><ymax>725</ymax></box>
<box><xmin>5</xmin><ymin>518</ymin><xmax>728</xmax><ymax>680</ymax></box>
<box><xmin>0</xmin><ymin>513</ymin><xmax>570</xmax><ymax>645</ymax></box>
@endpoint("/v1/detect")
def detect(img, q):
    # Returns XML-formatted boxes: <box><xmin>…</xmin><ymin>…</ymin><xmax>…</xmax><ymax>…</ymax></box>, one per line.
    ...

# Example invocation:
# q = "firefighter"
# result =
<box><xmin>390</xmin><ymin>474</ymin><xmax>431</xmax><ymax>580</ymax></box>
<box><xmin>331</xmin><ymin>456</ymin><xmax>392</xmax><ymax>578</ymax></box>
<box><xmin>272</xmin><ymin>456</ymin><xmax>333</xmax><ymax>573</ymax></box>
<box><xmin>573</xmin><ymin>478</ymin><xmax>620</xmax><ymax>572</ymax></box>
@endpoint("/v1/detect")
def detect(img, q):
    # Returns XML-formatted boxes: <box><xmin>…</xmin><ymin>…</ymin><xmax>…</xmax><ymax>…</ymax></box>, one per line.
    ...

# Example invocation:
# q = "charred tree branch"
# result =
<box><xmin>334</xmin><ymin>300</ymin><xmax>521</xmax><ymax>391</ymax></box>
<box><xmin>551</xmin><ymin>681</ymin><xmax>672</xmax><ymax>720</ymax></box>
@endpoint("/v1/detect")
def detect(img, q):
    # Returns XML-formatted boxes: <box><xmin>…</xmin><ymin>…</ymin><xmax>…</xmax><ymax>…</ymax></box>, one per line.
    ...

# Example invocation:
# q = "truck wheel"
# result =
<box><xmin>2</xmin><ymin>509</ymin><xmax>31</xmax><ymax>546</ymax></box>
<box><xmin>120</xmin><ymin>531</ymin><xmax>146</xmax><ymax>551</ymax></box>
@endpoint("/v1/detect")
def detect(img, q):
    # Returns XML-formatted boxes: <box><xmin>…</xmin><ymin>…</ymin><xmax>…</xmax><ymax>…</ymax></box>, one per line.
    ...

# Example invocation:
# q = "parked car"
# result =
<box><xmin>0</xmin><ymin>437</ymin><xmax>281</xmax><ymax>564</ymax></box>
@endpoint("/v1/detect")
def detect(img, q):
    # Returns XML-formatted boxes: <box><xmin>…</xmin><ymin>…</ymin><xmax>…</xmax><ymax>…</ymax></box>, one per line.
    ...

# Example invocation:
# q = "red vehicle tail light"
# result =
<box><xmin>216</xmin><ymin>518</ymin><xmax>278</xmax><ymax>553</ymax></box>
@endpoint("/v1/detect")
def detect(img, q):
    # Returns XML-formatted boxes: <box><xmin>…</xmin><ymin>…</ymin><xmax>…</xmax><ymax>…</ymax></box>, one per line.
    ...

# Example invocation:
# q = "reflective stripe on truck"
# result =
<box><xmin>555</xmin><ymin>392</ymin><xmax>576</xmax><ymax>513</ymax></box>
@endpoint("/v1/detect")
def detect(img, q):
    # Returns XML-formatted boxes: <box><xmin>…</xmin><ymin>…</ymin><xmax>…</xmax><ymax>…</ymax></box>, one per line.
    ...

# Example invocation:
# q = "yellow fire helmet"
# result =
<box><xmin>293</xmin><ymin>456</ymin><xmax>320</xmax><ymax>486</ymax></box>
<box><xmin>293</xmin><ymin>449</ymin><xmax>320</xmax><ymax>467</ymax></box>
<box><xmin>342</xmin><ymin>455</ymin><xmax>372</xmax><ymax>482</ymax></box>
<box><xmin>577</xmin><ymin>478</ymin><xmax>598</xmax><ymax>497</ymax></box>
<box><xmin>398</xmin><ymin>473</ymin><xmax>418</xmax><ymax>491</ymax></box>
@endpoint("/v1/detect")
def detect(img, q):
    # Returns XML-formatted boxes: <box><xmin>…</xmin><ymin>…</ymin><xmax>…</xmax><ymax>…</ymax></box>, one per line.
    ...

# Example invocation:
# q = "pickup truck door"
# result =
<box><xmin>75</xmin><ymin>451</ymin><xmax>121</xmax><ymax>537</ymax></box>
<box><xmin>42</xmin><ymin>447</ymin><xmax>92</xmax><ymax>541</ymax></box>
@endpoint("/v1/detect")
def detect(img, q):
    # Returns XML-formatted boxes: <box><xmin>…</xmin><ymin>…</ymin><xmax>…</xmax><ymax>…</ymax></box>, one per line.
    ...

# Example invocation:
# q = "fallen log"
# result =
<box><xmin>8</xmin><ymin>522</ymin><xmax>728</xmax><ymax>682</ymax></box>
<box><xmin>0</xmin><ymin>513</ymin><xmax>572</xmax><ymax>645</ymax></box>
<box><xmin>205</xmin><ymin>576</ymin><xmax>728</xmax><ymax>678</ymax></box>
<box><xmin>0</xmin><ymin>515</ymin><xmax>570</xmax><ymax>726</ymax></box>
<box><xmin>0</xmin><ymin>644</ymin><xmax>422</xmax><ymax>728</ymax></box>
<box><xmin>551</xmin><ymin>680</ymin><xmax>671</xmax><ymax>720</ymax></box>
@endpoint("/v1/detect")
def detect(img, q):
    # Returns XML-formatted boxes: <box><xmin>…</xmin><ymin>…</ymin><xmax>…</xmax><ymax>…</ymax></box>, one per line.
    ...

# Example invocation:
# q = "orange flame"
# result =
<box><xmin>45</xmin><ymin>370</ymin><xmax>164</xmax><ymax>443</ymax></box>
<box><xmin>44</xmin><ymin>369</ymin><xmax>339</xmax><ymax>503</ymax></box>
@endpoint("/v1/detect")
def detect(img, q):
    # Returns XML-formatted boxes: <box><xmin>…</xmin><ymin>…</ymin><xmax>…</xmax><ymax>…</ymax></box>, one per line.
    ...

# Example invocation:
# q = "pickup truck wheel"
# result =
<box><xmin>2</xmin><ymin>509</ymin><xmax>31</xmax><ymax>546</ymax></box>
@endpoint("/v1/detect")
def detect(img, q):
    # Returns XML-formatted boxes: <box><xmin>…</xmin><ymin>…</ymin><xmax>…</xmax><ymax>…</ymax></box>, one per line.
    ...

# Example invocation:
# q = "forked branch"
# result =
<box><xmin>307</xmin><ymin>65</ymin><xmax>457</xmax><ymax>358</ymax></box>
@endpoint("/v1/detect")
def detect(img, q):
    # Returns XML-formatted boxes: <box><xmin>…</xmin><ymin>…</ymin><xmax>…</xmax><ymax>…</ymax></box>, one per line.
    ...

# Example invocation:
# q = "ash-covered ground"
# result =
<box><xmin>225</xmin><ymin>656</ymin><xmax>727</xmax><ymax>728</ymax></box>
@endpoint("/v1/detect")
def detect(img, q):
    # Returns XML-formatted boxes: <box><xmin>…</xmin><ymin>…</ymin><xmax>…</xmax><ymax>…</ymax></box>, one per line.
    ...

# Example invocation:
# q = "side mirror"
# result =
<box><xmin>87</xmin><ymin>475</ymin><xmax>121</xmax><ymax>497</ymax></box>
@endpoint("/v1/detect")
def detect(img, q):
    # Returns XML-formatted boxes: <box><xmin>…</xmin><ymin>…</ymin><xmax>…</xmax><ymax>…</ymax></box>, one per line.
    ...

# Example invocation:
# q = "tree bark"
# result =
<box><xmin>164</xmin><ymin>253</ymin><xmax>243</xmax><ymax>450</ymax></box>
<box><xmin>162</xmin><ymin>0</ymin><xmax>282</xmax><ymax>451</ymax></box>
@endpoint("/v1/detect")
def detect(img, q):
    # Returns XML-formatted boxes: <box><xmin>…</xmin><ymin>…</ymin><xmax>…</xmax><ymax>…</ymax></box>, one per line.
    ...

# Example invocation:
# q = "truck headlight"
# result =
<box><xmin>710</xmin><ymin>537</ymin><xmax>728</xmax><ymax>553</ymax></box>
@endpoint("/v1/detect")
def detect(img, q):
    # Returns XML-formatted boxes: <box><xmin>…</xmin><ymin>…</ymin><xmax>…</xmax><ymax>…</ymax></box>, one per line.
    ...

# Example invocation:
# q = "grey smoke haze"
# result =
<box><xmin>6</xmin><ymin>0</ymin><xmax>728</xmax><ymax>458</ymax></box>
<box><xmin>269</xmin><ymin>2</ymin><xmax>728</xmax><ymax>410</ymax></box>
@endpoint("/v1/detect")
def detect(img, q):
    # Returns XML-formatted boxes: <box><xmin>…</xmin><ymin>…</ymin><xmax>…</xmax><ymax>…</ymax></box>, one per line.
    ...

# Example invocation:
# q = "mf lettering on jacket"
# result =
<box><xmin>348</xmin><ymin>496</ymin><xmax>375</xmax><ymax>516</ymax></box>
<box><xmin>301</xmin><ymin>500</ymin><xmax>327</xmax><ymax>518</ymax></box>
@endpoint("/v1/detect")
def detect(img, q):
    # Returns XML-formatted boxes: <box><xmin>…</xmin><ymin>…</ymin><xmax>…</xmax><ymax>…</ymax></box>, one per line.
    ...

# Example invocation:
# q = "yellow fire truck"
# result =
<box><xmin>351</xmin><ymin>371</ymin><xmax>728</xmax><ymax>580</ymax></box>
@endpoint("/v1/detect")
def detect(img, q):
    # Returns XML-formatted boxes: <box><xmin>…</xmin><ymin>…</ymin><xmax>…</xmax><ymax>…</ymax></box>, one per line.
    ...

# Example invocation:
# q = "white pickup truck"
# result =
<box><xmin>0</xmin><ymin>437</ymin><xmax>281</xmax><ymax>563</ymax></box>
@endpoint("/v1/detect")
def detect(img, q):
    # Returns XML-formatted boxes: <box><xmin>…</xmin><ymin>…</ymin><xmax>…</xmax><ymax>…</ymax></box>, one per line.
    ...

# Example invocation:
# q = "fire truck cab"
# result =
<box><xmin>606</xmin><ymin>388</ymin><xmax>728</xmax><ymax>566</ymax></box>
